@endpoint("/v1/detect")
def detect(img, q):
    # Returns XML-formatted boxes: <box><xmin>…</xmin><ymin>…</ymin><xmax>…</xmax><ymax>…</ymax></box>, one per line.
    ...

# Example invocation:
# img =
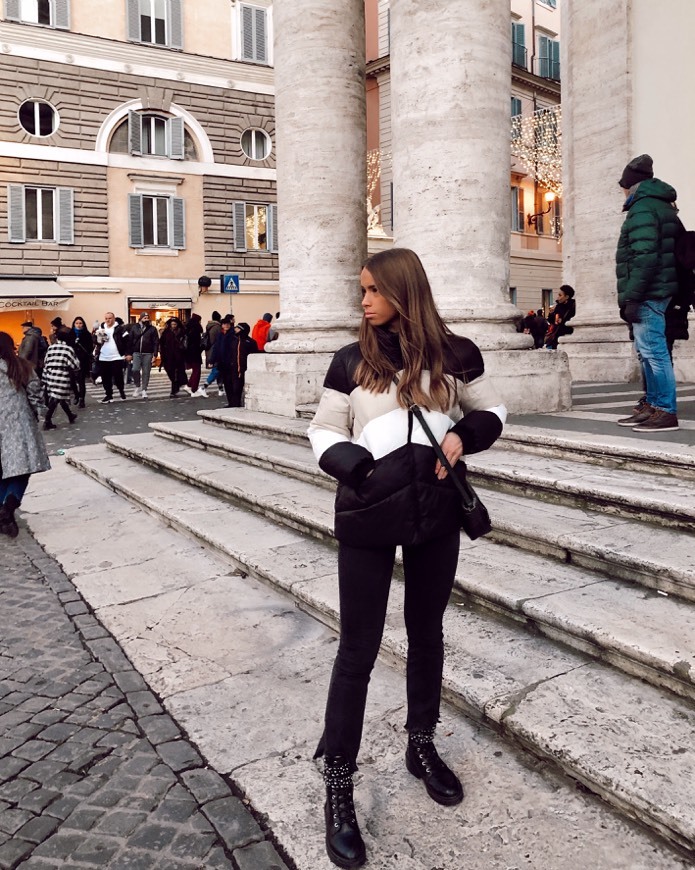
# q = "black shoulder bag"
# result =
<box><xmin>394</xmin><ymin>377</ymin><xmax>492</xmax><ymax>541</ymax></box>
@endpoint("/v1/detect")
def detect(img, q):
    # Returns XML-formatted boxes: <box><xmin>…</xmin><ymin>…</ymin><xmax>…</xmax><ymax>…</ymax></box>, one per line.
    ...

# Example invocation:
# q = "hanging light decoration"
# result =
<box><xmin>511</xmin><ymin>104</ymin><xmax>562</xmax><ymax>196</ymax></box>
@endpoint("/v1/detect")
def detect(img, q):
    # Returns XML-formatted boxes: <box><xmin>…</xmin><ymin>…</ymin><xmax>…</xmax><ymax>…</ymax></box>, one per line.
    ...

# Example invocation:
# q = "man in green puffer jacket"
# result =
<box><xmin>615</xmin><ymin>154</ymin><xmax>682</xmax><ymax>433</ymax></box>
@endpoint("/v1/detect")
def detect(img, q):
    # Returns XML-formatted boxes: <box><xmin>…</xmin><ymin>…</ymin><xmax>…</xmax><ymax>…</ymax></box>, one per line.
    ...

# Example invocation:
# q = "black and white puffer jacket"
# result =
<box><xmin>308</xmin><ymin>328</ymin><xmax>506</xmax><ymax>548</ymax></box>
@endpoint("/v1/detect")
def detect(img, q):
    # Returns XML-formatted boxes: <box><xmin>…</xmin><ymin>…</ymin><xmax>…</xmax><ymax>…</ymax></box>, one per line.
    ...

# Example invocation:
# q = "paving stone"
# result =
<box><xmin>0</xmin><ymin>757</ymin><xmax>30</xmax><ymax>784</ymax></box>
<box><xmin>92</xmin><ymin>809</ymin><xmax>148</xmax><ymax>837</ymax></box>
<box><xmin>126</xmin><ymin>821</ymin><xmax>178</xmax><ymax>851</ymax></box>
<box><xmin>138</xmin><ymin>714</ymin><xmax>181</xmax><ymax>746</ymax></box>
<box><xmin>234</xmin><ymin>840</ymin><xmax>287</xmax><ymax>870</ymax></box>
<box><xmin>16</xmin><ymin>789</ymin><xmax>60</xmax><ymax>813</ymax></box>
<box><xmin>125</xmin><ymin>691</ymin><xmax>163</xmax><ymax>718</ymax></box>
<box><xmin>0</xmin><ymin>836</ymin><xmax>34</xmax><ymax>867</ymax></box>
<box><xmin>169</xmin><ymin>829</ymin><xmax>219</xmax><ymax>860</ymax></box>
<box><xmin>112</xmin><ymin>671</ymin><xmax>148</xmax><ymax>694</ymax></box>
<box><xmin>156</xmin><ymin>740</ymin><xmax>204</xmax><ymax>773</ymax></box>
<box><xmin>202</xmin><ymin>797</ymin><xmax>265</xmax><ymax>851</ymax></box>
<box><xmin>181</xmin><ymin>768</ymin><xmax>231</xmax><ymax>805</ymax></box>
<box><xmin>0</xmin><ymin>808</ymin><xmax>33</xmax><ymax>836</ymax></box>
<box><xmin>69</xmin><ymin>835</ymin><xmax>121</xmax><ymax>864</ymax></box>
<box><xmin>15</xmin><ymin>815</ymin><xmax>60</xmax><ymax>844</ymax></box>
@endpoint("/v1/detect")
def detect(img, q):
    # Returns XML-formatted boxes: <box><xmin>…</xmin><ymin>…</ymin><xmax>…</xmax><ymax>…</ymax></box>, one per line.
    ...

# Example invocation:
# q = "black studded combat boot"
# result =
<box><xmin>323</xmin><ymin>755</ymin><xmax>366</xmax><ymax>868</ymax></box>
<box><xmin>405</xmin><ymin>726</ymin><xmax>463</xmax><ymax>806</ymax></box>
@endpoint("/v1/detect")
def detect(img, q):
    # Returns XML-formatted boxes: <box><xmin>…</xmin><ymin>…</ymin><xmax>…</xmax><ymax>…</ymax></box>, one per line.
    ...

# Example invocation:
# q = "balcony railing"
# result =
<box><xmin>512</xmin><ymin>41</ymin><xmax>527</xmax><ymax>69</ymax></box>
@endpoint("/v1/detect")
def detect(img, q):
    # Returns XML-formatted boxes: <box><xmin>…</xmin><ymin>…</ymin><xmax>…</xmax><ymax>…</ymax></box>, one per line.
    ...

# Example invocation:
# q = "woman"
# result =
<box><xmin>71</xmin><ymin>316</ymin><xmax>94</xmax><ymax>408</ymax></box>
<box><xmin>42</xmin><ymin>331</ymin><xmax>80</xmax><ymax>430</ymax></box>
<box><xmin>307</xmin><ymin>249</ymin><xmax>506</xmax><ymax>868</ymax></box>
<box><xmin>159</xmin><ymin>317</ymin><xmax>188</xmax><ymax>397</ymax></box>
<box><xmin>0</xmin><ymin>332</ymin><xmax>51</xmax><ymax>538</ymax></box>
<box><xmin>183</xmin><ymin>313</ymin><xmax>204</xmax><ymax>396</ymax></box>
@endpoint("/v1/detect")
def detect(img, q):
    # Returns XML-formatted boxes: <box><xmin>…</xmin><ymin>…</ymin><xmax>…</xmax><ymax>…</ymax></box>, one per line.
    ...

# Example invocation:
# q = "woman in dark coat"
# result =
<box><xmin>71</xmin><ymin>316</ymin><xmax>94</xmax><ymax>408</ymax></box>
<box><xmin>307</xmin><ymin>249</ymin><xmax>506</xmax><ymax>868</ymax></box>
<box><xmin>159</xmin><ymin>317</ymin><xmax>189</xmax><ymax>397</ymax></box>
<box><xmin>184</xmin><ymin>313</ymin><xmax>204</xmax><ymax>395</ymax></box>
<box><xmin>0</xmin><ymin>332</ymin><xmax>51</xmax><ymax>537</ymax></box>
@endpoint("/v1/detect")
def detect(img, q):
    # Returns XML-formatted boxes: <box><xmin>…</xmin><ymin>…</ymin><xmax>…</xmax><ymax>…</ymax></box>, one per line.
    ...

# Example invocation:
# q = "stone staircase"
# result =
<box><xmin>63</xmin><ymin>407</ymin><xmax>695</xmax><ymax>860</ymax></box>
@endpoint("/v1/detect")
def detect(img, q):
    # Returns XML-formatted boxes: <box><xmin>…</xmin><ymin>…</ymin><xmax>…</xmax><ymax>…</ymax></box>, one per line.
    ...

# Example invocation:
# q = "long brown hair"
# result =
<box><xmin>355</xmin><ymin>248</ymin><xmax>455</xmax><ymax>411</ymax></box>
<box><xmin>0</xmin><ymin>331</ymin><xmax>33</xmax><ymax>391</ymax></box>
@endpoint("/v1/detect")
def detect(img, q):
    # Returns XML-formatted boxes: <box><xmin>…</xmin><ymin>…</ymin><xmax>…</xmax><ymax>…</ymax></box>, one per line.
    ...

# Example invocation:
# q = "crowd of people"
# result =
<box><xmin>13</xmin><ymin>306</ymin><xmax>282</xmax><ymax>426</ymax></box>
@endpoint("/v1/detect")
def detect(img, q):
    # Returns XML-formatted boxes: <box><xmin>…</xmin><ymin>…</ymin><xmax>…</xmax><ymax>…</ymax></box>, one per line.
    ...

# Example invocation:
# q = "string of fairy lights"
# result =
<box><xmin>511</xmin><ymin>104</ymin><xmax>562</xmax><ymax>196</ymax></box>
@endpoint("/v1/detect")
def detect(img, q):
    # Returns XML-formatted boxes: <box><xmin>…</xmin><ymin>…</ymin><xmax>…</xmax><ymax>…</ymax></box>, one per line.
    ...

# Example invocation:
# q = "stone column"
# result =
<box><xmin>245</xmin><ymin>0</ymin><xmax>367</xmax><ymax>415</ymax></box>
<box><xmin>389</xmin><ymin>0</ymin><xmax>570</xmax><ymax>412</ymax></box>
<box><xmin>561</xmin><ymin>0</ymin><xmax>695</xmax><ymax>383</ymax></box>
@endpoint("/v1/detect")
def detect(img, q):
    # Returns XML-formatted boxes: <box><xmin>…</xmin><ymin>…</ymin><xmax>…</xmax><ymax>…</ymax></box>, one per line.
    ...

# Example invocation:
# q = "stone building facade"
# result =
<box><xmin>0</xmin><ymin>0</ymin><xmax>278</xmax><ymax>340</ymax></box>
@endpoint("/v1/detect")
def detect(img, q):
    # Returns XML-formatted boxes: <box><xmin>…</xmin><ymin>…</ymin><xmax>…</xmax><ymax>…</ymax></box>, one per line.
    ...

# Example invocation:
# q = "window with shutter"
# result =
<box><xmin>168</xmin><ymin>0</ymin><xmax>182</xmax><ymax>48</ymax></box>
<box><xmin>128</xmin><ymin>111</ymin><xmax>142</xmax><ymax>156</ymax></box>
<box><xmin>233</xmin><ymin>201</ymin><xmax>247</xmax><ymax>252</ymax></box>
<box><xmin>268</xmin><ymin>204</ymin><xmax>278</xmax><ymax>252</ymax></box>
<box><xmin>8</xmin><ymin>185</ymin><xmax>26</xmax><ymax>243</ymax></box>
<box><xmin>53</xmin><ymin>0</ymin><xmax>69</xmax><ymax>28</ymax></box>
<box><xmin>5</xmin><ymin>0</ymin><xmax>22</xmax><ymax>21</ymax></box>
<box><xmin>511</xmin><ymin>22</ymin><xmax>526</xmax><ymax>69</ymax></box>
<box><xmin>126</xmin><ymin>0</ymin><xmax>140</xmax><ymax>40</ymax></box>
<box><xmin>240</xmin><ymin>3</ymin><xmax>268</xmax><ymax>63</ymax></box>
<box><xmin>168</xmin><ymin>117</ymin><xmax>185</xmax><ymax>160</ymax></box>
<box><xmin>170</xmin><ymin>196</ymin><xmax>185</xmax><ymax>248</ymax></box>
<box><xmin>128</xmin><ymin>193</ymin><xmax>144</xmax><ymax>247</ymax></box>
<box><xmin>511</xmin><ymin>187</ymin><xmax>524</xmax><ymax>233</ymax></box>
<box><xmin>57</xmin><ymin>187</ymin><xmax>74</xmax><ymax>244</ymax></box>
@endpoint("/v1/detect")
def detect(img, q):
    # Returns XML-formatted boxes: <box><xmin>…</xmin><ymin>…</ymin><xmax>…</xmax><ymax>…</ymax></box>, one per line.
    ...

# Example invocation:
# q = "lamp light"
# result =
<box><xmin>527</xmin><ymin>191</ymin><xmax>556</xmax><ymax>228</ymax></box>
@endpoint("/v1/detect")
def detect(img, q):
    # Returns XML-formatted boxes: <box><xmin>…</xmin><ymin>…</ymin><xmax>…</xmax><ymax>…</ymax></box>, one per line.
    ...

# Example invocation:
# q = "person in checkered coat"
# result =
<box><xmin>42</xmin><ymin>336</ymin><xmax>80</xmax><ymax>430</ymax></box>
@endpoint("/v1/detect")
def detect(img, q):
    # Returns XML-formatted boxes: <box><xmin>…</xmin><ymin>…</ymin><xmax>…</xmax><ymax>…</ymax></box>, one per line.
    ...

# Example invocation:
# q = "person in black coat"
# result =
<box><xmin>184</xmin><ymin>313</ymin><xmax>204</xmax><ymax>395</ymax></box>
<box><xmin>159</xmin><ymin>317</ymin><xmax>188</xmax><ymax>398</ymax></box>
<box><xmin>70</xmin><ymin>316</ymin><xmax>94</xmax><ymax>408</ymax></box>
<box><xmin>307</xmin><ymin>248</ymin><xmax>506</xmax><ymax>868</ymax></box>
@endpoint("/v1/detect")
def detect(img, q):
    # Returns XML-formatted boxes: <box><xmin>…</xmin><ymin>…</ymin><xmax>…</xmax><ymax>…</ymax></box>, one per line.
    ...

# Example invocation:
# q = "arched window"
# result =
<box><xmin>108</xmin><ymin>113</ymin><xmax>198</xmax><ymax>161</ymax></box>
<box><xmin>241</xmin><ymin>128</ymin><xmax>271</xmax><ymax>161</ymax></box>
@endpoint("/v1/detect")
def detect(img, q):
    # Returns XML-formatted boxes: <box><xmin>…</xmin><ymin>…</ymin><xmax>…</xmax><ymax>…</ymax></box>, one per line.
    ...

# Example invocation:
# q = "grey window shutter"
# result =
<box><xmin>4</xmin><ymin>0</ymin><xmax>21</xmax><ymax>21</ymax></box>
<box><xmin>241</xmin><ymin>5</ymin><xmax>254</xmax><ymax>60</ymax></box>
<box><xmin>56</xmin><ymin>188</ymin><xmax>74</xmax><ymax>244</ymax></box>
<box><xmin>168</xmin><ymin>116</ymin><xmax>184</xmax><ymax>160</ymax></box>
<box><xmin>128</xmin><ymin>111</ymin><xmax>142</xmax><ymax>156</ymax></box>
<box><xmin>233</xmin><ymin>201</ymin><xmax>247</xmax><ymax>251</ymax></box>
<box><xmin>170</xmin><ymin>197</ymin><xmax>185</xmax><ymax>249</ymax></box>
<box><xmin>8</xmin><ymin>185</ymin><xmax>25</xmax><ymax>243</ymax></box>
<box><xmin>126</xmin><ymin>0</ymin><xmax>140</xmax><ymax>41</ymax></box>
<box><xmin>268</xmin><ymin>204</ymin><xmax>278</xmax><ymax>252</ymax></box>
<box><xmin>538</xmin><ymin>35</ymin><xmax>549</xmax><ymax>76</ymax></box>
<box><xmin>254</xmin><ymin>7</ymin><xmax>267</xmax><ymax>63</ymax></box>
<box><xmin>54</xmin><ymin>0</ymin><xmax>70</xmax><ymax>29</ymax></box>
<box><xmin>168</xmin><ymin>0</ymin><xmax>182</xmax><ymax>48</ymax></box>
<box><xmin>128</xmin><ymin>194</ymin><xmax>144</xmax><ymax>247</ymax></box>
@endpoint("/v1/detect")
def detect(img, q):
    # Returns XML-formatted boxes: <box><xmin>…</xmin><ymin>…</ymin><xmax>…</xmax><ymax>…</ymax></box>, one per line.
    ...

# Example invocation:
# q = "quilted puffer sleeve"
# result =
<box><xmin>308</xmin><ymin>349</ymin><xmax>375</xmax><ymax>487</ymax></box>
<box><xmin>447</xmin><ymin>339</ymin><xmax>505</xmax><ymax>455</ymax></box>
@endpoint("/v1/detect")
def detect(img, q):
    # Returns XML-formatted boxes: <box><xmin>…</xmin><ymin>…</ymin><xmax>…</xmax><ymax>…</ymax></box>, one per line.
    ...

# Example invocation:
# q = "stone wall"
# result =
<box><xmin>0</xmin><ymin>56</ymin><xmax>276</xmax><ymax>169</ymax></box>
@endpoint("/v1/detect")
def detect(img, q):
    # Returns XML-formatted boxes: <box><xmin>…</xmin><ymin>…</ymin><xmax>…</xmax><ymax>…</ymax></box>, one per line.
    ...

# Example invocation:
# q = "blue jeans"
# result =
<box><xmin>631</xmin><ymin>298</ymin><xmax>677</xmax><ymax>415</ymax></box>
<box><xmin>205</xmin><ymin>366</ymin><xmax>222</xmax><ymax>387</ymax></box>
<box><xmin>1</xmin><ymin>474</ymin><xmax>30</xmax><ymax>505</ymax></box>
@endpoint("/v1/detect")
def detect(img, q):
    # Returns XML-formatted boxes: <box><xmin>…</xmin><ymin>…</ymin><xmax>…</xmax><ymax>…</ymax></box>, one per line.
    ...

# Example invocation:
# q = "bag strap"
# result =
<box><xmin>392</xmin><ymin>376</ymin><xmax>475</xmax><ymax>509</ymax></box>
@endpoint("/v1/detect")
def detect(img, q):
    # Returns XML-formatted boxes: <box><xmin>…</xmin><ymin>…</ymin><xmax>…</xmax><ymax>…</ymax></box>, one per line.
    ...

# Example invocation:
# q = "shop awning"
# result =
<box><xmin>0</xmin><ymin>279</ymin><xmax>73</xmax><ymax>312</ymax></box>
<box><xmin>130</xmin><ymin>298</ymin><xmax>193</xmax><ymax>310</ymax></box>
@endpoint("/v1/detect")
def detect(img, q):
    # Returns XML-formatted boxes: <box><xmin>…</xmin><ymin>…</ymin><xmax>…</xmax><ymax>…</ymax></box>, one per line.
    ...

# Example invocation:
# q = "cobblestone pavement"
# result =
<box><xmin>0</xmin><ymin>531</ymin><xmax>291</xmax><ymax>870</ymax></box>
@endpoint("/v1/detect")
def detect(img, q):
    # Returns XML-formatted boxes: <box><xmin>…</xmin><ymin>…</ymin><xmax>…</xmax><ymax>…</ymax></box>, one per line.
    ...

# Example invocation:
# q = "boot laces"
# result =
<box><xmin>329</xmin><ymin>786</ymin><xmax>356</xmax><ymax>827</ymax></box>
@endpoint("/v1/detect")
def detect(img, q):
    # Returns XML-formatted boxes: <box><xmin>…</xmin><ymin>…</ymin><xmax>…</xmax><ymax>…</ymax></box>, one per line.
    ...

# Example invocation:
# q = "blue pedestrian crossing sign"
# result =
<box><xmin>220</xmin><ymin>274</ymin><xmax>240</xmax><ymax>293</ymax></box>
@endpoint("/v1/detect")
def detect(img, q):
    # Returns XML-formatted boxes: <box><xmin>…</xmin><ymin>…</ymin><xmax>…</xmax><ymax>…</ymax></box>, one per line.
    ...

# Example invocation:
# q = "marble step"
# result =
<box><xmin>199</xmin><ymin>406</ymin><xmax>695</xmax><ymax>480</ymax></box>
<box><xmin>62</xmin><ymin>443</ymin><xmax>695</xmax><ymax>857</ymax></box>
<box><xmin>70</xmin><ymin>432</ymin><xmax>695</xmax><ymax>703</ymax></box>
<box><xmin>498</xmin><ymin>423</ymin><xmax>695</xmax><ymax>480</ymax></box>
<box><xmin>195</xmin><ymin>409</ymin><xmax>695</xmax><ymax>531</ymax></box>
<box><xmin>150</xmin><ymin>418</ymin><xmax>695</xmax><ymax>602</ymax></box>
<box><xmin>23</xmin><ymin>458</ymin><xmax>693</xmax><ymax>870</ymax></box>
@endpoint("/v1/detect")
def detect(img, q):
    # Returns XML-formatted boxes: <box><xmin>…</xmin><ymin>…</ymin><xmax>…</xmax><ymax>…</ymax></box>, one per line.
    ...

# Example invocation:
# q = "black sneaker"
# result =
<box><xmin>632</xmin><ymin>410</ymin><xmax>679</xmax><ymax>432</ymax></box>
<box><xmin>617</xmin><ymin>404</ymin><xmax>654</xmax><ymax>427</ymax></box>
<box><xmin>99</xmin><ymin>397</ymin><xmax>112</xmax><ymax>404</ymax></box>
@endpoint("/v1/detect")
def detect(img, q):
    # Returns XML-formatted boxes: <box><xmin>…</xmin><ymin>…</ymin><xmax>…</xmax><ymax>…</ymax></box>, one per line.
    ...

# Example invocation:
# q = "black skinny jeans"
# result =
<box><xmin>320</xmin><ymin>529</ymin><xmax>460</xmax><ymax>771</ymax></box>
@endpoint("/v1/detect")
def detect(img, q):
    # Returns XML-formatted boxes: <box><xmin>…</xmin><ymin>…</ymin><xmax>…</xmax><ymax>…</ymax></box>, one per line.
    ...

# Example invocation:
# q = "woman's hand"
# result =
<box><xmin>435</xmin><ymin>432</ymin><xmax>463</xmax><ymax>480</ymax></box>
